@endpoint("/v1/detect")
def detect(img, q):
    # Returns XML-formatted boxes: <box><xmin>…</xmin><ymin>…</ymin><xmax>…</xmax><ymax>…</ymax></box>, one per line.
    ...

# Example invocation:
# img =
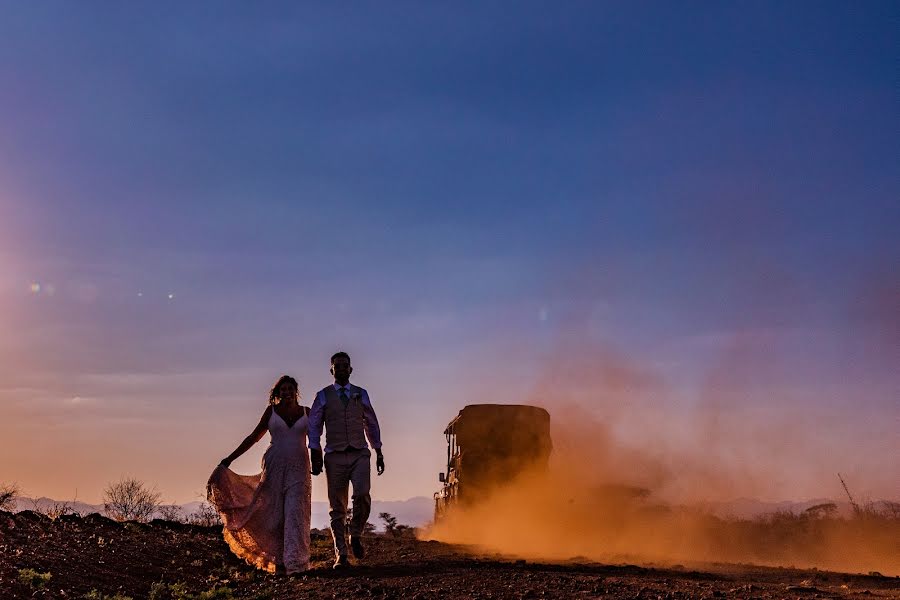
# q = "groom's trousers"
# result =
<box><xmin>324</xmin><ymin>448</ymin><xmax>371</xmax><ymax>557</ymax></box>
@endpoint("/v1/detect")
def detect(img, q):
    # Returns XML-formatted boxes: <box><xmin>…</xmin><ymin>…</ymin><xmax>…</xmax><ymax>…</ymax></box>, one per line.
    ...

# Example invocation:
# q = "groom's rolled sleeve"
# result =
<box><xmin>307</xmin><ymin>390</ymin><xmax>326</xmax><ymax>450</ymax></box>
<box><xmin>360</xmin><ymin>389</ymin><xmax>383</xmax><ymax>450</ymax></box>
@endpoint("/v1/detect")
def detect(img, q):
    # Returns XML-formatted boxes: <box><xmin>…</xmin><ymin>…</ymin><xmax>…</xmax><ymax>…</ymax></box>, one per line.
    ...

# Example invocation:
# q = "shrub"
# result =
<box><xmin>147</xmin><ymin>581</ymin><xmax>233</xmax><ymax>600</ymax></box>
<box><xmin>187</xmin><ymin>502</ymin><xmax>221</xmax><ymax>527</ymax></box>
<box><xmin>0</xmin><ymin>482</ymin><xmax>20</xmax><ymax>511</ymax></box>
<box><xmin>196</xmin><ymin>585</ymin><xmax>234</xmax><ymax>600</ymax></box>
<box><xmin>103</xmin><ymin>477</ymin><xmax>162</xmax><ymax>522</ymax></box>
<box><xmin>83</xmin><ymin>590</ymin><xmax>134</xmax><ymax>600</ymax></box>
<box><xmin>18</xmin><ymin>568</ymin><xmax>51</xmax><ymax>590</ymax></box>
<box><xmin>148</xmin><ymin>581</ymin><xmax>168</xmax><ymax>600</ymax></box>
<box><xmin>33</xmin><ymin>498</ymin><xmax>80</xmax><ymax>520</ymax></box>
<box><xmin>156</xmin><ymin>504</ymin><xmax>185</xmax><ymax>522</ymax></box>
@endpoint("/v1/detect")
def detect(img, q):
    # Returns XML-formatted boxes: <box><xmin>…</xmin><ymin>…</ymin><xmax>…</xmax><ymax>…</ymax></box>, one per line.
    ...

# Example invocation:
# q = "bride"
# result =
<box><xmin>207</xmin><ymin>375</ymin><xmax>312</xmax><ymax>575</ymax></box>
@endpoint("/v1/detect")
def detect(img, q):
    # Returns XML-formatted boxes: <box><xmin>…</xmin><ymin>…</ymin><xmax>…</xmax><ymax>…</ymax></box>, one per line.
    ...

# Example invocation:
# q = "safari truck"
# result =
<box><xmin>434</xmin><ymin>404</ymin><xmax>552</xmax><ymax>520</ymax></box>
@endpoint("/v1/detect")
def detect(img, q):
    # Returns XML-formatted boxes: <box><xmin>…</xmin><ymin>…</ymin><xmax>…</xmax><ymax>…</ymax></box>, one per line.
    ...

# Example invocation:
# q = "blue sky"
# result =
<box><xmin>0</xmin><ymin>2</ymin><xmax>896</xmax><ymax>504</ymax></box>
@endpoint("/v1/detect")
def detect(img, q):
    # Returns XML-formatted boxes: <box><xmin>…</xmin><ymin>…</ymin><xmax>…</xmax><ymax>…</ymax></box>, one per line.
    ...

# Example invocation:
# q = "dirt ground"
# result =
<box><xmin>1</xmin><ymin>510</ymin><xmax>897</xmax><ymax>599</ymax></box>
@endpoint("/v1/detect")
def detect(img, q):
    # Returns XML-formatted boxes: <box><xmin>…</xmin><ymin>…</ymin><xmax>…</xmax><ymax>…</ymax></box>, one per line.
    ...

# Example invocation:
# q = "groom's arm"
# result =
<box><xmin>359</xmin><ymin>389</ymin><xmax>382</xmax><ymax>451</ymax></box>
<box><xmin>360</xmin><ymin>389</ymin><xmax>385</xmax><ymax>475</ymax></box>
<box><xmin>307</xmin><ymin>390</ymin><xmax>326</xmax><ymax>450</ymax></box>
<box><xmin>308</xmin><ymin>390</ymin><xmax>326</xmax><ymax>475</ymax></box>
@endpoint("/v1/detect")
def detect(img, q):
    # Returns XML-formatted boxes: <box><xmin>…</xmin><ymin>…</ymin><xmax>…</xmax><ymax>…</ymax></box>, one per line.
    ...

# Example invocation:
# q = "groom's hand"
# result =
<box><xmin>375</xmin><ymin>449</ymin><xmax>385</xmax><ymax>476</ymax></box>
<box><xmin>310</xmin><ymin>448</ymin><xmax>323</xmax><ymax>476</ymax></box>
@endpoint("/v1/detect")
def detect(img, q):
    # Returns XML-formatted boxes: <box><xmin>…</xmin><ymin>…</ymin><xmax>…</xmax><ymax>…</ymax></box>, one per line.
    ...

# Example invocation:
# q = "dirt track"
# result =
<box><xmin>1</xmin><ymin>510</ymin><xmax>897</xmax><ymax>599</ymax></box>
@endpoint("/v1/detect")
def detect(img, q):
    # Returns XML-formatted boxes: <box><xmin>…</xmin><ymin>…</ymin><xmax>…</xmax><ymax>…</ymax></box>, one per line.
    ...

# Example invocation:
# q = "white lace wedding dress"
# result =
<box><xmin>207</xmin><ymin>409</ymin><xmax>312</xmax><ymax>574</ymax></box>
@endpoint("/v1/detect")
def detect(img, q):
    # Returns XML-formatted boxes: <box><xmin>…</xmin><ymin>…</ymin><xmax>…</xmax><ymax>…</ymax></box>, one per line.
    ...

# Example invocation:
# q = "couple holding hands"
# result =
<box><xmin>207</xmin><ymin>352</ymin><xmax>385</xmax><ymax>575</ymax></box>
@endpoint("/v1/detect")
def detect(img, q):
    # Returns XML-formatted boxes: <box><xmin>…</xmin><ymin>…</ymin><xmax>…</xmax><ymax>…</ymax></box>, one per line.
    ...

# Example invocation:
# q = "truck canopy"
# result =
<box><xmin>445</xmin><ymin>404</ymin><xmax>551</xmax><ymax>451</ymax></box>
<box><xmin>444</xmin><ymin>404</ymin><xmax>551</xmax><ymax>492</ymax></box>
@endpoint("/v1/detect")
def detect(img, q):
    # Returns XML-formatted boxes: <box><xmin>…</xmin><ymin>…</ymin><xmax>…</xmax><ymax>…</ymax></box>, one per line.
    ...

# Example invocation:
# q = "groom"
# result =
<box><xmin>309</xmin><ymin>351</ymin><xmax>385</xmax><ymax>568</ymax></box>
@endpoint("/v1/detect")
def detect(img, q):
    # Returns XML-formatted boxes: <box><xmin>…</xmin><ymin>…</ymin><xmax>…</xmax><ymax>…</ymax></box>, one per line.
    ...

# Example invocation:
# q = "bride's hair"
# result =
<box><xmin>269</xmin><ymin>375</ymin><xmax>299</xmax><ymax>406</ymax></box>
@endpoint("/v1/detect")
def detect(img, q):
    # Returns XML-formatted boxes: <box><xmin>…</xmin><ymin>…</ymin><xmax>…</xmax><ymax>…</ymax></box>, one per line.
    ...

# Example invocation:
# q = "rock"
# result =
<box><xmin>16</xmin><ymin>510</ymin><xmax>50</xmax><ymax>522</ymax></box>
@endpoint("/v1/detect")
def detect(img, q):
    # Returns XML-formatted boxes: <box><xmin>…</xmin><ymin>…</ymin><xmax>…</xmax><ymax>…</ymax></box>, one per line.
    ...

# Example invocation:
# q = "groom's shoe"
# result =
<box><xmin>333</xmin><ymin>554</ymin><xmax>350</xmax><ymax>570</ymax></box>
<box><xmin>350</xmin><ymin>535</ymin><xmax>366</xmax><ymax>559</ymax></box>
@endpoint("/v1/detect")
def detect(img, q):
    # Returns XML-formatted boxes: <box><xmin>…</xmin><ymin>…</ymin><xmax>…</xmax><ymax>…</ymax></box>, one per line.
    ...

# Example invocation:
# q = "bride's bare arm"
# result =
<box><xmin>220</xmin><ymin>406</ymin><xmax>273</xmax><ymax>467</ymax></box>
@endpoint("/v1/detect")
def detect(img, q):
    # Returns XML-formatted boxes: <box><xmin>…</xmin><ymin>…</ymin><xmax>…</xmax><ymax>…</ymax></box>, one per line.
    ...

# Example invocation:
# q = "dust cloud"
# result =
<box><xmin>423</xmin><ymin>339</ymin><xmax>899</xmax><ymax>575</ymax></box>
<box><xmin>424</xmin><ymin>405</ymin><xmax>899</xmax><ymax>574</ymax></box>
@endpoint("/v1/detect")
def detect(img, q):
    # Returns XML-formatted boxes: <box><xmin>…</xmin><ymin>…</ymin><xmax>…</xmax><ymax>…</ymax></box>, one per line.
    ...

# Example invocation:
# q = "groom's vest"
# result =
<box><xmin>322</xmin><ymin>385</ymin><xmax>368</xmax><ymax>451</ymax></box>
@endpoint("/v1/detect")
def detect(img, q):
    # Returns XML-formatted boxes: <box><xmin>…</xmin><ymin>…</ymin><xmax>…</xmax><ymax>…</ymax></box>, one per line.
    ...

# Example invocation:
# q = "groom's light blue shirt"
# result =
<box><xmin>307</xmin><ymin>383</ymin><xmax>383</xmax><ymax>453</ymax></box>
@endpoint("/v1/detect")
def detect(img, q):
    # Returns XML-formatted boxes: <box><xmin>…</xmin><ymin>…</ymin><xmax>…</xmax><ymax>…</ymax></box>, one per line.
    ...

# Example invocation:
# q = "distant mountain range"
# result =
<box><xmin>12</xmin><ymin>496</ymin><xmax>435</xmax><ymax>530</ymax></box>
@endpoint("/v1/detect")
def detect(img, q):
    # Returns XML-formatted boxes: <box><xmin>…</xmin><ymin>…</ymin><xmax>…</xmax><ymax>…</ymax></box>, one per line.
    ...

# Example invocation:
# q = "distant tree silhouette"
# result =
<box><xmin>0</xmin><ymin>482</ymin><xmax>19</xmax><ymax>511</ymax></box>
<box><xmin>379</xmin><ymin>512</ymin><xmax>398</xmax><ymax>536</ymax></box>
<box><xmin>803</xmin><ymin>502</ymin><xmax>837</xmax><ymax>519</ymax></box>
<box><xmin>102</xmin><ymin>477</ymin><xmax>161</xmax><ymax>522</ymax></box>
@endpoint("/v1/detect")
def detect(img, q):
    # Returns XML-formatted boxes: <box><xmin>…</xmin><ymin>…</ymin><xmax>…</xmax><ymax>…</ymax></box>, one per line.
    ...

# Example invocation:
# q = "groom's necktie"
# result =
<box><xmin>339</xmin><ymin>387</ymin><xmax>349</xmax><ymax>407</ymax></box>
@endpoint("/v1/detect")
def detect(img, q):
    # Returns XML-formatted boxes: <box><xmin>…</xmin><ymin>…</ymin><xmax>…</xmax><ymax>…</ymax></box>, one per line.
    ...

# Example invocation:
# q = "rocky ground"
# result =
<box><xmin>1</xmin><ymin>510</ymin><xmax>897</xmax><ymax>599</ymax></box>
